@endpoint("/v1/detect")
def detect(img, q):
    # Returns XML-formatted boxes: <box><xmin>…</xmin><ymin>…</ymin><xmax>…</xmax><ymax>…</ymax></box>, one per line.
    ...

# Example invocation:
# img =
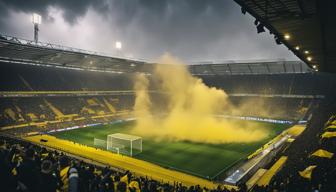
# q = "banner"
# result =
<box><xmin>324</xmin><ymin>125</ymin><xmax>336</xmax><ymax>130</ymax></box>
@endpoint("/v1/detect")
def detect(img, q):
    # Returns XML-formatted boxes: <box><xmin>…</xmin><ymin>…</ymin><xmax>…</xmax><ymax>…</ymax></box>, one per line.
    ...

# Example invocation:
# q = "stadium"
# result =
<box><xmin>0</xmin><ymin>1</ymin><xmax>335</xmax><ymax>192</ymax></box>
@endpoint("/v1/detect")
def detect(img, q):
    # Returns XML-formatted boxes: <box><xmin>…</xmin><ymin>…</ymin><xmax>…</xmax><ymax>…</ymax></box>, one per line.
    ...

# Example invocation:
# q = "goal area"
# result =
<box><xmin>106</xmin><ymin>133</ymin><xmax>142</xmax><ymax>156</ymax></box>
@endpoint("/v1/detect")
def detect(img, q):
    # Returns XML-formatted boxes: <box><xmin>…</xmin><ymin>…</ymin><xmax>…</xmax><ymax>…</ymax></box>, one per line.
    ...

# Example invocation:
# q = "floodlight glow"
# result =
<box><xmin>312</xmin><ymin>65</ymin><xmax>317</xmax><ymax>69</ymax></box>
<box><xmin>115</xmin><ymin>41</ymin><xmax>122</xmax><ymax>50</ymax></box>
<box><xmin>304</xmin><ymin>50</ymin><xmax>309</xmax><ymax>54</ymax></box>
<box><xmin>31</xmin><ymin>13</ymin><xmax>42</xmax><ymax>25</ymax></box>
<box><xmin>284</xmin><ymin>34</ymin><xmax>290</xmax><ymax>40</ymax></box>
<box><xmin>307</xmin><ymin>56</ymin><xmax>312</xmax><ymax>61</ymax></box>
<box><xmin>295</xmin><ymin>46</ymin><xmax>300</xmax><ymax>50</ymax></box>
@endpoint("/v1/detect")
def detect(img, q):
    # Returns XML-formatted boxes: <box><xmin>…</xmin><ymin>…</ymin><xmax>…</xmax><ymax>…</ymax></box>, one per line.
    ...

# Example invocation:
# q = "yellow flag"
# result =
<box><xmin>321</xmin><ymin>132</ymin><xmax>336</xmax><ymax>139</ymax></box>
<box><xmin>11</xmin><ymin>167</ymin><xmax>17</xmax><ymax>176</ymax></box>
<box><xmin>325</xmin><ymin>125</ymin><xmax>336</xmax><ymax>130</ymax></box>
<box><xmin>299</xmin><ymin>165</ymin><xmax>317</xmax><ymax>180</ymax></box>
<box><xmin>331</xmin><ymin>120</ymin><xmax>336</xmax><ymax>125</ymax></box>
<box><xmin>129</xmin><ymin>181</ymin><xmax>140</xmax><ymax>192</ymax></box>
<box><xmin>311</xmin><ymin>149</ymin><xmax>334</xmax><ymax>159</ymax></box>
<box><xmin>121</xmin><ymin>174</ymin><xmax>129</xmax><ymax>184</ymax></box>
<box><xmin>94</xmin><ymin>169</ymin><xmax>102</xmax><ymax>175</ymax></box>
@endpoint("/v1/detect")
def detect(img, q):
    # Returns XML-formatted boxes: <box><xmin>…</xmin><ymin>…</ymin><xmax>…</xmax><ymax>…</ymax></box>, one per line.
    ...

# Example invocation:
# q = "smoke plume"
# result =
<box><xmin>132</xmin><ymin>54</ymin><xmax>268</xmax><ymax>144</ymax></box>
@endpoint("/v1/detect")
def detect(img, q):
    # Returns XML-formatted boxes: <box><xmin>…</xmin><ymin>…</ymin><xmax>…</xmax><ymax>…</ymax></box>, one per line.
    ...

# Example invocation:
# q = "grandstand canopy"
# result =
<box><xmin>0</xmin><ymin>34</ymin><xmax>310</xmax><ymax>75</ymax></box>
<box><xmin>234</xmin><ymin>0</ymin><xmax>336</xmax><ymax>73</ymax></box>
<box><xmin>189</xmin><ymin>60</ymin><xmax>309</xmax><ymax>75</ymax></box>
<box><xmin>0</xmin><ymin>34</ymin><xmax>154</xmax><ymax>74</ymax></box>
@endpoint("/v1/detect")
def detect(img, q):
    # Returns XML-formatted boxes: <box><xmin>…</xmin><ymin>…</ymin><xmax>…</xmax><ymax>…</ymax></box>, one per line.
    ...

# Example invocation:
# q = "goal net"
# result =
<box><xmin>107</xmin><ymin>133</ymin><xmax>142</xmax><ymax>156</ymax></box>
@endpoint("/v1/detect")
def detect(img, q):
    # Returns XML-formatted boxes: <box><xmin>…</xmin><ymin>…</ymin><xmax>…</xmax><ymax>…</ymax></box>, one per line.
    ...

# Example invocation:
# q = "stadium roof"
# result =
<box><xmin>0</xmin><ymin>34</ymin><xmax>154</xmax><ymax>74</ymax></box>
<box><xmin>234</xmin><ymin>0</ymin><xmax>336</xmax><ymax>73</ymax></box>
<box><xmin>0</xmin><ymin>33</ymin><xmax>311</xmax><ymax>75</ymax></box>
<box><xmin>189</xmin><ymin>60</ymin><xmax>309</xmax><ymax>75</ymax></box>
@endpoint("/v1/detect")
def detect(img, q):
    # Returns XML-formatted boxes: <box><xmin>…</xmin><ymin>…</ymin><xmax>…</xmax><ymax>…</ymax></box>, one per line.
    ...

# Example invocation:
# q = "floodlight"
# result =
<box><xmin>115</xmin><ymin>41</ymin><xmax>122</xmax><ymax>50</ymax></box>
<box><xmin>304</xmin><ymin>50</ymin><xmax>309</xmax><ymax>54</ymax></box>
<box><xmin>31</xmin><ymin>13</ymin><xmax>42</xmax><ymax>25</ymax></box>
<box><xmin>307</xmin><ymin>56</ymin><xmax>312</xmax><ymax>61</ymax></box>
<box><xmin>312</xmin><ymin>65</ymin><xmax>317</xmax><ymax>69</ymax></box>
<box><xmin>295</xmin><ymin>46</ymin><xmax>300</xmax><ymax>50</ymax></box>
<box><xmin>284</xmin><ymin>34</ymin><xmax>290</xmax><ymax>40</ymax></box>
<box><xmin>31</xmin><ymin>13</ymin><xmax>42</xmax><ymax>43</ymax></box>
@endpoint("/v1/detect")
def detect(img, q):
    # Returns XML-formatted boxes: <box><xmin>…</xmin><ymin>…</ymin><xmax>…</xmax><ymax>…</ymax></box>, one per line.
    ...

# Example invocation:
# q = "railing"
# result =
<box><xmin>0</xmin><ymin>91</ymin><xmax>324</xmax><ymax>99</ymax></box>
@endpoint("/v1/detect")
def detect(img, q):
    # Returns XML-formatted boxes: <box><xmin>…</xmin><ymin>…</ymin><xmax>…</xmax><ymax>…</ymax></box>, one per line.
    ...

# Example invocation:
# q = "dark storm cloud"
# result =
<box><xmin>0</xmin><ymin>0</ymin><xmax>108</xmax><ymax>24</ymax></box>
<box><xmin>0</xmin><ymin>0</ymin><xmax>233</xmax><ymax>25</ymax></box>
<box><xmin>0</xmin><ymin>0</ymin><xmax>297</xmax><ymax>61</ymax></box>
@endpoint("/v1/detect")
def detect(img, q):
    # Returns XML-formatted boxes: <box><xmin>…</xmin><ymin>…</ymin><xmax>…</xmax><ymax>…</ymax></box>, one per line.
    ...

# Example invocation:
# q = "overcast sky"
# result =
<box><xmin>0</xmin><ymin>0</ymin><xmax>298</xmax><ymax>63</ymax></box>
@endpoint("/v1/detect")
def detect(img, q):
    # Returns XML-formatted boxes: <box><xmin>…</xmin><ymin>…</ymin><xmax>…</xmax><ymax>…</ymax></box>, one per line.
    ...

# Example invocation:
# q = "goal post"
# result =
<box><xmin>107</xmin><ymin>133</ymin><xmax>142</xmax><ymax>156</ymax></box>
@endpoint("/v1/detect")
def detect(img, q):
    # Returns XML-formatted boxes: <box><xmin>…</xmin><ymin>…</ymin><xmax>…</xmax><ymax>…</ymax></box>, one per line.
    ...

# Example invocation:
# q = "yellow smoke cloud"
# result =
<box><xmin>132</xmin><ymin>54</ymin><xmax>268</xmax><ymax>144</ymax></box>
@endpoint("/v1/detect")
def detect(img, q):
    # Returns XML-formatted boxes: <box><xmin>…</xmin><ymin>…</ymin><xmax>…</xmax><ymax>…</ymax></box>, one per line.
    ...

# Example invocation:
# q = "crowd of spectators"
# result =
<box><xmin>253</xmin><ymin>99</ymin><xmax>336</xmax><ymax>192</ymax></box>
<box><xmin>0</xmin><ymin>136</ymin><xmax>242</xmax><ymax>192</ymax></box>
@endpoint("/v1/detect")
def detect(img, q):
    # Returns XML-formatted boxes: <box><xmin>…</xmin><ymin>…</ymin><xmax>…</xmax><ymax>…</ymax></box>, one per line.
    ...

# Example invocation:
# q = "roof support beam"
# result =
<box><xmin>316</xmin><ymin>0</ymin><xmax>336</xmax><ymax>72</ymax></box>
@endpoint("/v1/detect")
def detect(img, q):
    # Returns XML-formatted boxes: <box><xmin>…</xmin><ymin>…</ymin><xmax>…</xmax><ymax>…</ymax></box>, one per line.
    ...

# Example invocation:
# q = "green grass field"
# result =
<box><xmin>52</xmin><ymin>120</ymin><xmax>290</xmax><ymax>179</ymax></box>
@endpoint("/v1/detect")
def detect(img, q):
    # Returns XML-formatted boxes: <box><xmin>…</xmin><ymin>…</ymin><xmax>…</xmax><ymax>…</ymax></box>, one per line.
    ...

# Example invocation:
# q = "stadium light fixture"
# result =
<box><xmin>31</xmin><ymin>13</ymin><xmax>42</xmax><ymax>43</ymax></box>
<box><xmin>284</xmin><ymin>34</ymin><xmax>290</xmax><ymax>40</ymax></box>
<box><xmin>307</xmin><ymin>56</ymin><xmax>312</xmax><ymax>61</ymax></box>
<box><xmin>304</xmin><ymin>50</ymin><xmax>309</xmax><ymax>54</ymax></box>
<box><xmin>115</xmin><ymin>41</ymin><xmax>122</xmax><ymax>50</ymax></box>
<box><xmin>31</xmin><ymin>13</ymin><xmax>42</xmax><ymax>24</ymax></box>
<box><xmin>295</xmin><ymin>46</ymin><xmax>300</xmax><ymax>50</ymax></box>
<box><xmin>312</xmin><ymin>65</ymin><xmax>317</xmax><ymax>69</ymax></box>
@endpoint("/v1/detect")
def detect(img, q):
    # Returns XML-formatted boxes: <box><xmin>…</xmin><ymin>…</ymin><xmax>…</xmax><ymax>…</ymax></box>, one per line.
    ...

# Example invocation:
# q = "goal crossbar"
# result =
<box><xmin>108</xmin><ymin>133</ymin><xmax>142</xmax><ymax>141</ymax></box>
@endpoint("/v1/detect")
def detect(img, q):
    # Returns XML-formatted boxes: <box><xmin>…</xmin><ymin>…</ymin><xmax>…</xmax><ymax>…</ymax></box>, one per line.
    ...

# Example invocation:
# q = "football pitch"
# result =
<box><xmin>52</xmin><ymin>120</ymin><xmax>290</xmax><ymax>179</ymax></box>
